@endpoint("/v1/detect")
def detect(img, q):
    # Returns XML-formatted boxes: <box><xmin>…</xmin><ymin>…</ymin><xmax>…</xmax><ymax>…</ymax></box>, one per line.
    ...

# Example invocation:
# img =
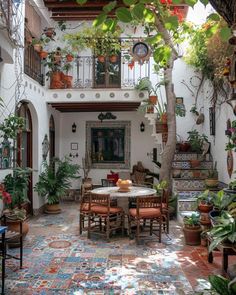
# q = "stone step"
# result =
<box><xmin>174</xmin><ymin>152</ymin><xmax>212</xmax><ymax>161</ymax></box>
<box><xmin>173</xmin><ymin>179</ymin><xmax>206</xmax><ymax>190</ymax></box>
<box><xmin>172</xmin><ymin>161</ymin><xmax>213</xmax><ymax>170</ymax></box>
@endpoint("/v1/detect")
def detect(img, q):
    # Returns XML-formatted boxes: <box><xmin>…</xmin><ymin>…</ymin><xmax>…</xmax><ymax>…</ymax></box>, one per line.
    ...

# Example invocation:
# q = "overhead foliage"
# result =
<box><xmin>185</xmin><ymin>19</ymin><xmax>233</xmax><ymax>104</ymax></box>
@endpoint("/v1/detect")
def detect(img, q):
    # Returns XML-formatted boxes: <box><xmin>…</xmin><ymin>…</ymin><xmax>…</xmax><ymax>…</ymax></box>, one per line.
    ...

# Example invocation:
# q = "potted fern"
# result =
<box><xmin>34</xmin><ymin>157</ymin><xmax>80</xmax><ymax>213</ymax></box>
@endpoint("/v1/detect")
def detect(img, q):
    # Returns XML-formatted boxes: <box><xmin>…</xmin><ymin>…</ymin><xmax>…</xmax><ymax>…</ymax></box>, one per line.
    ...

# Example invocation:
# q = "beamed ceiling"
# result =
<box><xmin>43</xmin><ymin>0</ymin><xmax>188</xmax><ymax>21</ymax></box>
<box><xmin>43</xmin><ymin>0</ymin><xmax>124</xmax><ymax>20</ymax></box>
<box><xmin>48</xmin><ymin>102</ymin><xmax>141</xmax><ymax>112</ymax></box>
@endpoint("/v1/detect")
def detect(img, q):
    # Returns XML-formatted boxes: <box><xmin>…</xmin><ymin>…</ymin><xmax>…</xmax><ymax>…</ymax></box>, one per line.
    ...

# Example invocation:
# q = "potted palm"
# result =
<box><xmin>183</xmin><ymin>213</ymin><xmax>202</xmax><ymax>245</ymax></box>
<box><xmin>34</xmin><ymin>157</ymin><xmax>80</xmax><ymax>213</ymax></box>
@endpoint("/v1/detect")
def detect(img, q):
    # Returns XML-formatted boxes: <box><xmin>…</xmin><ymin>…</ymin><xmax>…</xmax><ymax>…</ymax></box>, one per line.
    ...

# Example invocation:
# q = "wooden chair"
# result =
<box><xmin>79</xmin><ymin>194</ymin><xmax>90</xmax><ymax>235</ymax></box>
<box><xmin>87</xmin><ymin>193</ymin><xmax>124</xmax><ymax>241</ymax></box>
<box><xmin>128</xmin><ymin>195</ymin><xmax>162</xmax><ymax>244</ymax></box>
<box><xmin>161</xmin><ymin>189</ymin><xmax>170</xmax><ymax>234</ymax></box>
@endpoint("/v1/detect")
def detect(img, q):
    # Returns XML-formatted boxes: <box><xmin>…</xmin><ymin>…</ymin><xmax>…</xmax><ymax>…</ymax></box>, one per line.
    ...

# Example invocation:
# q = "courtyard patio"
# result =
<box><xmin>3</xmin><ymin>201</ymin><xmax>226</xmax><ymax>295</ymax></box>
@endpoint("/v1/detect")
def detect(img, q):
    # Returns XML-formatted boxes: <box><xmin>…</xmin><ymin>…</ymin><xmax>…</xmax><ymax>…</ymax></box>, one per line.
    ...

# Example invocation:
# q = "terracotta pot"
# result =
<box><xmin>66</xmin><ymin>54</ymin><xmax>74</xmax><ymax>62</ymax></box>
<box><xmin>45</xmin><ymin>203</ymin><xmax>61</xmax><ymax>214</ymax></box>
<box><xmin>109</xmin><ymin>55</ymin><xmax>118</xmax><ymax>63</ymax></box>
<box><xmin>192</xmin><ymin>171</ymin><xmax>201</xmax><ymax>178</ymax></box>
<box><xmin>97</xmin><ymin>55</ymin><xmax>105</xmax><ymax>63</ymax></box>
<box><xmin>199</xmin><ymin>212</ymin><xmax>211</xmax><ymax>225</ymax></box>
<box><xmin>179</xmin><ymin>142</ymin><xmax>191</xmax><ymax>152</ymax></box>
<box><xmin>38</xmin><ymin>51</ymin><xmax>48</xmax><ymax>59</ymax></box>
<box><xmin>44</xmin><ymin>28</ymin><xmax>55</xmax><ymax>38</ymax></box>
<box><xmin>6</xmin><ymin>220</ymin><xmax>29</xmax><ymax>247</ymax></box>
<box><xmin>205</xmin><ymin>178</ymin><xmax>219</xmax><ymax>188</ymax></box>
<box><xmin>198</xmin><ymin>202</ymin><xmax>213</xmax><ymax>213</ymax></box>
<box><xmin>62</xmin><ymin>75</ymin><xmax>73</xmax><ymax>88</ymax></box>
<box><xmin>183</xmin><ymin>225</ymin><xmax>202</xmax><ymax>246</ymax></box>
<box><xmin>190</xmin><ymin>159</ymin><xmax>201</xmax><ymax>168</ymax></box>
<box><xmin>50</xmin><ymin>71</ymin><xmax>64</xmax><ymax>89</ymax></box>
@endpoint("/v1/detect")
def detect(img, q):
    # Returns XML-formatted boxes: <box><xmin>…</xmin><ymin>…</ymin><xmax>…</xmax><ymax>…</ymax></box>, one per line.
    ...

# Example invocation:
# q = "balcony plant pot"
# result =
<box><xmin>62</xmin><ymin>74</ymin><xmax>73</xmax><ymax>88</ymax></box>
<box><xmin>50</xmin><ymin>71</ymin><xmax>64</xmax><ymax>89</ymax></box>
<box><xmin>109</xmin><ymin>54</ymin><xmax>118</xmax><ymax>63</ymax></box>
<box><xmin>66</xmin><ymin>54</ymin><xmax>74</xmax><ymax>62</ymax></box>
<box><xmin>44</xmin><ymin>27</ymin><xmax>55</xmax><ymax>38</ymax></box>
<box><xmin>189</xmin><ymin>159</ymin><xmax>201</xmax><ymax>168</ymax></box>
<box><xmin>205</xmin><ymin>178</ymin><xmax>219</xmax><ymax>188</ymax></box>
<box><xmin>97</xmin><ymin>55</ymin><xmax>105</xmax><ymax>63</ymax></box>
<box><xmin>183</xmin><ymin>224</ymin><xmax>202</xmax><ymax>246</ymax></box>
<box><xmin>38</xmin><ymin>50</ymin><xmax>48</xmax><ymax>60</ymax></box>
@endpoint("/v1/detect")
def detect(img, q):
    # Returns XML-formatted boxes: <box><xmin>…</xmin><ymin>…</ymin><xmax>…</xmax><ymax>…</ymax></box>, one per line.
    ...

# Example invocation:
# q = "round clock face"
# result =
<box><xmin>132</xmin><ymin>42</ymin><xmax>149</xmax><ymax>58</ymax></box>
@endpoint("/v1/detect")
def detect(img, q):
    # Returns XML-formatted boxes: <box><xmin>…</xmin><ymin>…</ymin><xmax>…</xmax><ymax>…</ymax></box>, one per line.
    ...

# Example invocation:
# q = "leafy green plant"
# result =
<box><xmin>197</xmin><ymin>190</ymin><xmax>215</xmax><ymax>205</ymax></box>
<box><xmin>3</xmin><ymin>167</ymin><xmax>32</xmax><ymax>220</ymax></box>
<box><xmin>187</xmin><ymin>129</ymin><xmax>208</xmax><ymax>152</ymax></box>
<box><xmin>136</xmin><ymin>77</ymin><xmax>167</xmax><ymax>119</ymax></box>
<box><xmin>211</xmin><ymin>190</ymin><xmax>235</xmax><ymax>211</ymax></box>
<box><xmin>34</xmin><ymin>157</ymin><xmax>80</xmax><ymax>205</ymax></box>
<box><xmin>153</xmin><ymin>180</ymin><xmax>168</xmax><ymax>194</ymax></box>
<box><xmin>209</xmin><ymin>275</ymin><xmax>236</xmax><ymax>295</ymax></box>
<box><xmin>208</xmin><ymin>211</ymin><xmax>236</xmax><ymax>253</ymax></box>
<box><xmin>183</xmin><ymin>213</ymin><xmax>200</xmax><ymax>227</ymax></box>
<box><xmin>0</xmin><ymin>115</ymin><xmax>25</xmax><ymax>140</ymax></box>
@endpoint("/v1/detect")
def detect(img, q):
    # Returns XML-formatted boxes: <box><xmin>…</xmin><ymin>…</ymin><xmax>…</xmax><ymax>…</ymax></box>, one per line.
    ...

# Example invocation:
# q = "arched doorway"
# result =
<box><xmin>49</xmin><ymin>115</ymin><xmax>55</xmax><ymax>163</ymax></box>
<box><xmin>17</xmin><ymin>102</ymin><xmax>33</xmax><ymax>215</ymax></box>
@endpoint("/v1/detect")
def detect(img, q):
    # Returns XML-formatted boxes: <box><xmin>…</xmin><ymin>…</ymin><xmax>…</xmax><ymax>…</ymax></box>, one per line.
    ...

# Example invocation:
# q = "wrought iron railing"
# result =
<box><xmin>24</xmin><ymin>45</ymin><xmax>44</xmax><ymax>86</ymax></box>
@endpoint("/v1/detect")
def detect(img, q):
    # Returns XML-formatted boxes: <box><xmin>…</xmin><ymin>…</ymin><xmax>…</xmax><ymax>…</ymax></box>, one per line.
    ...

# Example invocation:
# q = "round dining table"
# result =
<box><xmin>90</xmin><ymin>186</ymin><xmax>156</xmax><ymax>214</ymax></box>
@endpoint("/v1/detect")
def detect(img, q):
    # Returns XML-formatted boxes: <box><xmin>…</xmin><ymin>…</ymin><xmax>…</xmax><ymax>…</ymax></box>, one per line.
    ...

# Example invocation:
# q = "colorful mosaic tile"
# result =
<box><xmin>1</xmin><ymin>202</ymin><xmax>227</xmax><ymax>294</ymax></box>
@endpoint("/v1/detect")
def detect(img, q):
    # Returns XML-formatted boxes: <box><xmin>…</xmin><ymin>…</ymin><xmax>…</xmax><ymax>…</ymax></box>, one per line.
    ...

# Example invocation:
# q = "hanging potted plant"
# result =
<box><xmin>43</xmin><ymin>27</ymin><xmax>56</xmax><ymax>39</ymax></box>
<box><xmin>34</xmin><ymin>157</ymin><xmax>80</xmax><ymax>214</ymax></box>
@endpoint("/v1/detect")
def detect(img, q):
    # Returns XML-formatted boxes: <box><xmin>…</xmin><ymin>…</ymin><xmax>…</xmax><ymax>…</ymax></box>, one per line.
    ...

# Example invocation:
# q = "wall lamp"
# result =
<box><xmin>98</xmin><ymin>112</ymin><xmax>117</xmax><ymax>122</ymax></box>
<box><xmin>140</xmin><ymin>122</ymin><xmax>145</xmax><ymax>132</ymax></box>
<box><xmin>69</xmin><ymin>152</ymin><xmax>78</xmax><ymax>158</ymax></box>
<box><xmin>72</xmin><ymin>122</ymin><xmax>77</xmax><ymax>133</ymax></box>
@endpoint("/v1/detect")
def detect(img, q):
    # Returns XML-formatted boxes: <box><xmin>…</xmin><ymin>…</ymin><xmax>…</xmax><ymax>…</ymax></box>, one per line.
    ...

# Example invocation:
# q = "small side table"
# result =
<box><xmin>0</xmin><ymin>226</ymin><xmax>7</xmax><ymax>295</ymax></box>
<box><xmin>207</xmin><ymin>235</ymin><xmax>236</xmax><ymax>273</ymax></box>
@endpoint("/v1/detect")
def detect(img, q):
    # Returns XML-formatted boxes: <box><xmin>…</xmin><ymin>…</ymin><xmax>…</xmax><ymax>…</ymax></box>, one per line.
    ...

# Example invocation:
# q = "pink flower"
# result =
<box><xmin>1</xmin><ymin>191</ymin><xmax>12</xmax><ymax>204</ymax></box>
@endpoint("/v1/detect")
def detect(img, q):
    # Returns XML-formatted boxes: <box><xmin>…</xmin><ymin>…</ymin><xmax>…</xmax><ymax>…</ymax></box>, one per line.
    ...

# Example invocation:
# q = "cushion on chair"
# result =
<box><xmin>129</xmin><ymin>207</ymin><xmax>161</xmax><ymax>218</ymax></box>
<box><xmin>91</xmin><ymin>205</ymin><xmax>123</xmax><ymax>214</ymax></box>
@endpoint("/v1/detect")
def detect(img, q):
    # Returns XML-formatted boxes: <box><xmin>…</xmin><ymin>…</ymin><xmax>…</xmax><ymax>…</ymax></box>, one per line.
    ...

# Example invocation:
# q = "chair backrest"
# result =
<box><xmin>89</xmin><ymin>192</ymin><xmax>110</xmax><ymax>210</ymax></box>
<box><xmin>136</xmin><ymin>195</ymin><xmax>162</xmax><ymax>216</ymax></box>
<box><xmin>133</xmin><ymin>170</ymin><xmax>146</xmax><ymax>184</ymax></box>
<box><xmin>101</xmin><ymin>179</ymin><xmax>114</xmax><ymax>187</ymax></box>
<box><xmin>162</xmin><ymin>189</ymin><xmax>169</xmax><ymax>205</ymax></box>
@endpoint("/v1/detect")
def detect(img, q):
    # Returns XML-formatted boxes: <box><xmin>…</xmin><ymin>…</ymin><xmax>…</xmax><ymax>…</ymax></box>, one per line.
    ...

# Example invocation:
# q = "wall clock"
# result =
<box><xmin>131</xmin><ymin>42</ymin><xmax>151</xmax><ymax>65</ymax></box>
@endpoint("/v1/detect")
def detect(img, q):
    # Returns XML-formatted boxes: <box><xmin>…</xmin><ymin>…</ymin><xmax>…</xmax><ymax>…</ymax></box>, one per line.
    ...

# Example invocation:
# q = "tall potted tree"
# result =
<box><xmin>34</xmin><ymin>157</ymin><xmax>80</xmax><ymax>213</ymax></box>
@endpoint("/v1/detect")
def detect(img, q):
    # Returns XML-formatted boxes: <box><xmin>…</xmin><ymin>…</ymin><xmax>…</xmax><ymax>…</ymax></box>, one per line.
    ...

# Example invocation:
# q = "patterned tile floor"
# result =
<box><xmin>2</xmin><ymin>202</ymin><xmax>227</xmax><ymax>294</ymax></box>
